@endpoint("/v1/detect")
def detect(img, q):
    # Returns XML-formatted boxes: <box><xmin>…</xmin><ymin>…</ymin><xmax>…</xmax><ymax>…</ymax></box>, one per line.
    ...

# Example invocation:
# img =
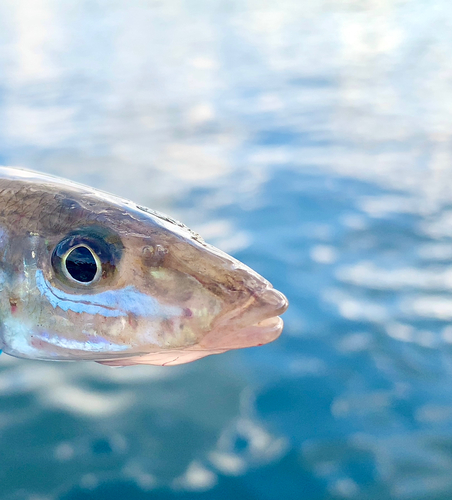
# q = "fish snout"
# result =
<box><xmin>254</xmin><ymin>286</ymin><xmax>289</xmax><ymax>318</ymax></box>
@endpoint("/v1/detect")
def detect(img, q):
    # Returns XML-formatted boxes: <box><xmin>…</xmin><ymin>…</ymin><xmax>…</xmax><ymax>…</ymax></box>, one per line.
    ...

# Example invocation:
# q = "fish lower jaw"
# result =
<box><xmin>238</xmin><ymin>314</ymin><xmax>284</xmax><ymax>345</ymax></box>
<box><xmin>197</xmin><ymin>315</ymin><xmax>284</xmax><ymax>350</ymax></box>
<box><xmin>96</xmin><ymin>316</ymin><xmax>284</xmax><ymax>367</ymax></box>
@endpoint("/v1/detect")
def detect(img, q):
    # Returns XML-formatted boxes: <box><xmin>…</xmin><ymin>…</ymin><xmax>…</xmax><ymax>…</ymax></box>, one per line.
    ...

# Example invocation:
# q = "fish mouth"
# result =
<box><xmin>252</xmin><ymin>315</ymin><xmax>284</xmax><ymax>333</ymax></box>
<box><xmin>198</xmin><ymin>286</ymin><xmax>288</xmax><ymax>350</ymax></box>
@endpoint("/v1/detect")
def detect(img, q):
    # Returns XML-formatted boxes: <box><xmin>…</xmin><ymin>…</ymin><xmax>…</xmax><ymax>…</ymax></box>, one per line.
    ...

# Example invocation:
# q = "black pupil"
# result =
<box><xmin>65</xmin><ymin>246</ymin><xmax>98</xmax><ymax>283</ymax></box>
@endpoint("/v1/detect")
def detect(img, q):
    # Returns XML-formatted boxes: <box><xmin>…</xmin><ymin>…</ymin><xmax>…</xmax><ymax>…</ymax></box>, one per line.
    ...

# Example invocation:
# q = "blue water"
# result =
<box><xmin>2</xmin><ymin>1</ymin><xmax>452</xmax><ymax>499</ymax></box>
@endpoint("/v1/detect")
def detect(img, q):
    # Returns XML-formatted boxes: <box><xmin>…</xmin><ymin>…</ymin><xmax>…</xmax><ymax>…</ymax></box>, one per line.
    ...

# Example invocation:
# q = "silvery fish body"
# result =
<box><xmin>0</xmin><ymin>167</ymin><xmax>288</xmax><ymax>366</ymax></box>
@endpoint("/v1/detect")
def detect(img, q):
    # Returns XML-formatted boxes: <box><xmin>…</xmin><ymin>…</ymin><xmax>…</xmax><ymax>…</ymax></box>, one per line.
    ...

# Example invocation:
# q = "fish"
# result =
<box><xmin>0</xmin><ymin>167</ymin><xmax>288</xmax><ymax>366</ymax></box>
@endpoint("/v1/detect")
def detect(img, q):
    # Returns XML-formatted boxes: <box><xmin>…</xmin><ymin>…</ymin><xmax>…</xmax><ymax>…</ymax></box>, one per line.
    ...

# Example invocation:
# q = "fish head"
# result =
<box><xmin>0</xmin><ymin>175</ymin><xmax>288</xmax><ymax>365</ymax></box>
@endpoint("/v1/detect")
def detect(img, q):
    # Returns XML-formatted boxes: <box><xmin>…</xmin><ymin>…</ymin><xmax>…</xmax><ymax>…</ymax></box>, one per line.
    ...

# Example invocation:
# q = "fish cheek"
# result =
<box><xmin>126</xmin><ymin>258</ymin><xmax>222</xmax><ymax>347</ymax></box>
<box><xmin>148</xmin><ymin>264</ymin><xmax>220</xmax><ymax>311</ymax></box>
<box><xmin>143</xmin><ymin>267</ymin><xmax>194</xmax><ymax>303</ymax></box>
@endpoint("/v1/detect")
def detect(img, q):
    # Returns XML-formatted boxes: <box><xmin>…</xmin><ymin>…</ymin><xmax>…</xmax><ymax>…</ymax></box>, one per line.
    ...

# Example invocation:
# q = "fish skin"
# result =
<box><xmin>0</xmin><ymin>167</ymin><xmax>288</xmax><ymax>366</ymax></box>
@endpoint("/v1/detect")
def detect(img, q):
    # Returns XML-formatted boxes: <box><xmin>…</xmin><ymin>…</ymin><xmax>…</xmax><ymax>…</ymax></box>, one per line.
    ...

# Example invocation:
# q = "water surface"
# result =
<box><xmin>1</xmin><ymin>1</ymin><xmax>452</xmax><ymax>499</ymax></box>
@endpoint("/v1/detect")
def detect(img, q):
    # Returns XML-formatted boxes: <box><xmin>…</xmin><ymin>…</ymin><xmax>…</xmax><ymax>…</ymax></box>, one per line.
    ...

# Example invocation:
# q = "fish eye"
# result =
<box><xmin>62</xmin><ymin>244</ymin><xmax>101</xmax><ymax>284</ymax></box>
<box><xmin>51</xmin><ymin>228</ymin><xmax>123</xmax><ymax>288</ymax></box>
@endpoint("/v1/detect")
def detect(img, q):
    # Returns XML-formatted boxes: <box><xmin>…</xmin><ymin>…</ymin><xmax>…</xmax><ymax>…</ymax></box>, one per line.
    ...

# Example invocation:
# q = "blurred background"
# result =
<box><xmin>1</xmin><ymin>0</ymin><xmax>452</xmax><ymax>499</ymax></box>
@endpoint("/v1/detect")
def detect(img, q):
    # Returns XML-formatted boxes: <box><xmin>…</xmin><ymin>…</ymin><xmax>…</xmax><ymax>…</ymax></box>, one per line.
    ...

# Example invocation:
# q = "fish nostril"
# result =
<box><xmin>142</xmin><ymin>244</ymin><xmax>167</xmax><ymax>267</ymax></box>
